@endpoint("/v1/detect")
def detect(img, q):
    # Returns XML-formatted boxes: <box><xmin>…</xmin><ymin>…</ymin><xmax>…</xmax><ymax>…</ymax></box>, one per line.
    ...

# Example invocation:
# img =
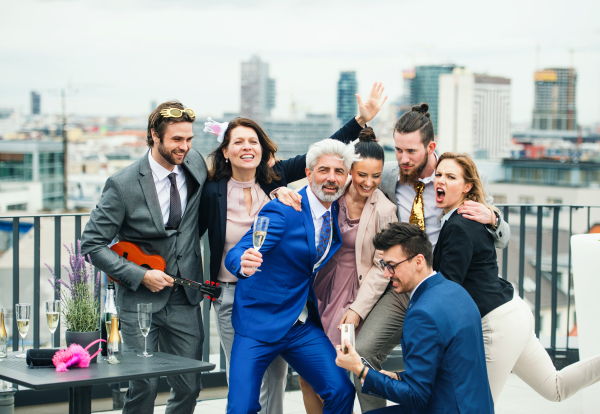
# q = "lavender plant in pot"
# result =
<box><xmin>47</xmin><ymin>240</ymin><xmax>101</xmax><ymax>362</ymax></box>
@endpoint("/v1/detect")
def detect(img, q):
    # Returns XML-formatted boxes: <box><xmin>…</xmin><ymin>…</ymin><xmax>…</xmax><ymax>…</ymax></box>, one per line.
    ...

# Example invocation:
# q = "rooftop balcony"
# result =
<box><xmin>1</xmin><ymin>203</ymin><xmax>599</xmax><ymax>412</ymax></box>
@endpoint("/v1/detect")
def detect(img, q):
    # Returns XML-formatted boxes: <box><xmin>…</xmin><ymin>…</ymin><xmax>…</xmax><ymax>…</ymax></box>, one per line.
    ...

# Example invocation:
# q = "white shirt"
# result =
<box><xmin>440</xmin><ymin>207</ymin><xmax>459</xmax><ymax>230</ymax></box>
<box><xmin>305</xmin><ymin>184</ymin><xmax>333</xmax><ymax>271</ymax></box>
<box><xmin>410</xmin><ymin>271</ymin><xmax>438</xmax><ymax>300</ymax></box>
<box><xmin>148</xmin><ymin>150</ymin><xmax>187</xmax><ymax>226</ymax></box>
<box><xmin>395</xmin><ymin>154</ymin><xmax>443</xmax><ymax>246</ymax></box>
<box><xmin>298</xmin><ymin>185</ymin><xmax>334</xmax><ymax>323</ymax></box>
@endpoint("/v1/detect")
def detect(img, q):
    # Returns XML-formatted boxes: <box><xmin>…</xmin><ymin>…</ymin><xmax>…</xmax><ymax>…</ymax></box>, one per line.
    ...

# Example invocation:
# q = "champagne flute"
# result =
<box><xmin>15</xmin><ymin>303</ymin><xmax>31</xmax><ymax>359</ymax></box>
<box><xmin>137</xmin><ymin>303</ymin><xmax>152</xmax><ymax>357</ymax></box>
<box><xmin>45</xmin><ymin>300</ymin><xmax>60</xmax><ymax>348</ymax></box>
<box><xmin>251</xmin><ymin>216</ymin><xmax>269</xmax><ymax>272</ymax></box>
<box><xmin>377</xmin><ymin>214</ymin><xmax>394</xmax><ymax>233</ymax></box>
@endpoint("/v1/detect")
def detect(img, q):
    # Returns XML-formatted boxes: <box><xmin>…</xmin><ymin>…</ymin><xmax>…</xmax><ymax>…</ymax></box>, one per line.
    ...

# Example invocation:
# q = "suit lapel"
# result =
<box><xmin>355</xmin><ymin>192</ymin><xmax>376</xmax><ymax>266</ymax></box>
<box><xmin>382</xmin><ymin>162</ymin><xmax>399</xmax><ymax>202</ymax></box>
<box><xmin>218</xmin><ymin>178</ymin><xmax>228</xmax><ymax>245</ymax></box>
<box><xmin>408</xmin><ymin>273</ymin><xmax>445</xmax><ymax>310</ymax></box>
<box><xmin>139</xmin><ymin>152</ymin><xmax>167</xmax><ymax>235</ymax></box>
<box><xmin>298</xmin><ymin>187</ymin><xmax>317</xmax><ymax>271</ymax></box>
<box><xmin>182</xmin><ymin>153</ymin><xmax>202</xmax><ymax>189</ymax></box>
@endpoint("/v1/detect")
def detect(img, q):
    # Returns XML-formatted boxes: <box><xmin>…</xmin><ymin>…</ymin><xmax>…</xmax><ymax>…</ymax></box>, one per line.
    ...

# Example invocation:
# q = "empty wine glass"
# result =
<box><xmin>45</xmin><ymin>300</ymin><xmax>60</xmax><ymax>348</ymax></box>
<box><xmin>137</xmin><ymin>303</ymin><xmax>152</xmax><ymax>357</ymax></box>
<box><xmin>251</xmin><ymin>216</ymin><xmax>269</xmax><ymax>272</ymax></box>
<box><xmin>15</xmin><ymin>303</ymin><xmax>31</xmax><ymax>359</ymax></box>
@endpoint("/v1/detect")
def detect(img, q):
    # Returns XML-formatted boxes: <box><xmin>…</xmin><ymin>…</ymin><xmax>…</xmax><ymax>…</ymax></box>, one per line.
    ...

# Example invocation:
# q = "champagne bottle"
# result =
<box><xmin>101</xmin><ymin>282</ymin><xmax>117</xmax><ymax>356</ymax></box>
<box><xmin>0</xmin><ymin>308</ymin><xmax>7</xmax><ymax>358</ymax></box>
<box><xmin>107</xmin><ymin>314</ymin><xmax>122</xmax><ymax>364</ymax></box>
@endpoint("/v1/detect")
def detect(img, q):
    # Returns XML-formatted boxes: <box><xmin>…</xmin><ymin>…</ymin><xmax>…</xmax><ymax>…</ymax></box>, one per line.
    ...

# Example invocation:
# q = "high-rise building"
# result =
<box><xmin>240</xmin><ymin>55</ymin><xmax>276</xmax><ymax>122</ymax></box>
<box><xmin>399</xmin><ymin>69</ymin><xmax>416</xmax><ymax>115</ymax></box>
<box><xmin>31</xmin><ymin>91</ymin><xmax>41</xmax><ymax>115</ymax></box>
<box><xmin>412</xmin><ymin>65</ymin><xmax>458</xmax><ymax>133</ymax></box>
<box><xmin>532</xmin><ymin>68</ymin><xmax>577</xmax><ymax>131</ymax></box>
<box><xmin>438</xmin><ymin>70</ymin><xmax>511</xmax><ymax>159</ymax></box>
<box><xmin>0</xmin><ymin>141</ymin><xmax>64</xmax><ymax>209</ymax></box>
<box><xmin>336</xmin><ymin>71</ymin><xmax>357</xmax><ymax>122</ymax></box>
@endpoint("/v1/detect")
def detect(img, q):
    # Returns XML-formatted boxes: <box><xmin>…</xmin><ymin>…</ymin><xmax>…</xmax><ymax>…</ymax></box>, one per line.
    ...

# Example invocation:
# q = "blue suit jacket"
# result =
<box><xmin>225</xmin><ymin>186</ymin><xmax>342</xmax><ymax>343</ymax></box>
<box><xmin>362</xmin><ymin>273</ymin><xmax>494</xmax><ymax>414</ymax></box>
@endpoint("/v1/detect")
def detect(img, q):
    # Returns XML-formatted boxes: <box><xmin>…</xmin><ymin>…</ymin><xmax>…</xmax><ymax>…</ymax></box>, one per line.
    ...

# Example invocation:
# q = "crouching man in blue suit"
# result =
<box><xmin>224</xmin><ymin>139</ymin><xmax>357</xmax><ymax>414</ymax></box>
<box><xmin>336</xmin><ymin>222</ymin><xmax>494</xmax><ymax>414</ymax></box>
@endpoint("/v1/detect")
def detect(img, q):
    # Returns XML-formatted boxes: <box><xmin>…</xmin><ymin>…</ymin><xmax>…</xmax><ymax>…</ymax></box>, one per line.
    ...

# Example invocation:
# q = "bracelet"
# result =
<box><xmin>358</xmin><ymin>365</ymin><xmax>367</xmax><ymax>380</ymax></box>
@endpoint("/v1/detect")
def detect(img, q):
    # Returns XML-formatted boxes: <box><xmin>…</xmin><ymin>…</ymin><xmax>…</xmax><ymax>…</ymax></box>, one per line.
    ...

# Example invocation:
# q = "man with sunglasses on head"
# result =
<box><xmin>81</xmin><ymin>100</ymin><xmax>206</xmax><ymax>414</ymax></box>
<box><xmin>336</xmin><ymin>222</ymin><xmax>493</xmax><ymax>414</ymax></box>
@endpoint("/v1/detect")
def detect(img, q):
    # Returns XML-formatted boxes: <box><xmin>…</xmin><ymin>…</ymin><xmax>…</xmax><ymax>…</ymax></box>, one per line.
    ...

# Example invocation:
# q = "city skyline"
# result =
<box><xmin>1</xmin><ymin>0</ymin><xmax>600</xmax><ymax>125</ymax></box>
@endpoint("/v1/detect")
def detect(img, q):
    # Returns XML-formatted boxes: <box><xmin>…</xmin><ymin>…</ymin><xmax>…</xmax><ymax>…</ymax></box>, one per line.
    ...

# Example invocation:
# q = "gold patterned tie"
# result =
<box><xmin>409</xmin><ymin>182</ymin><xmax>426</xmax><ymax>232</ymax></box>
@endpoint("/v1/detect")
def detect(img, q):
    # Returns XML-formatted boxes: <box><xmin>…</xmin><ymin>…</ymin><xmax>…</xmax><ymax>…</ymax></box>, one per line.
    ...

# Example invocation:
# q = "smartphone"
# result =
<box><xmin>360</xmin><ymin>356</ymin><xmax>374</xmax><ymax>370</ymax></box>
<box><xmin>340</xmin><ymin>324</ymin><xmax>355</xmax><ymax>354</ymax></box>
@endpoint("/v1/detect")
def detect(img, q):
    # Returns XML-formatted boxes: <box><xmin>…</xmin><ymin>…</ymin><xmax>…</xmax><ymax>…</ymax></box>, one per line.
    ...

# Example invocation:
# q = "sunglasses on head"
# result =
<box><xmin>160</xmin><ymin>108</ymin><xmax>196</xmax><ymax>118</ymax></box>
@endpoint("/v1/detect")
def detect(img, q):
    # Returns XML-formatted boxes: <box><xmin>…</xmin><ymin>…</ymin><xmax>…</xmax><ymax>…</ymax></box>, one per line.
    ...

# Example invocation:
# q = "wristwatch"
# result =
<box><xmin>486</xmin><ymin>211</ymin><xmax>500</xmax><ymax>231</ymax></box>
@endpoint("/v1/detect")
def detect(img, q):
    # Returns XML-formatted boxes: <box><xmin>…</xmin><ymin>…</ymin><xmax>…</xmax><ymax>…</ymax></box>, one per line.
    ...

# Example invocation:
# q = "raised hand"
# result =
<box><xmin>355</xmin><ymin>82</ymin><xmax>388</xmax><ymax>127</ymax></box>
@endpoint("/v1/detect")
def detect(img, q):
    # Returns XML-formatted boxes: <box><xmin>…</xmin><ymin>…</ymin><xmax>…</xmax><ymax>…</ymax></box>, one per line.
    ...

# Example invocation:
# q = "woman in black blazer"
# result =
<box><xmin>433</xmin><ymin>152</ymin><xmax>600</xmax><ymax>405</ymax></box>
<box><xmin>198</xmin><ymin>82</ymin><xmax>387</xmax><ymax>414</ymax></box>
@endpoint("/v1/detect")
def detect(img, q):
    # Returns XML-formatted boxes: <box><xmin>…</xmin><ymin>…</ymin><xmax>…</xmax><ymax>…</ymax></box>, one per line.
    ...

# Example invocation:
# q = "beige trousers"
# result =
<box><xmin>482</xmin><ymin>294</ymin><xmax>600</xmax><ymax>403</ymax></box>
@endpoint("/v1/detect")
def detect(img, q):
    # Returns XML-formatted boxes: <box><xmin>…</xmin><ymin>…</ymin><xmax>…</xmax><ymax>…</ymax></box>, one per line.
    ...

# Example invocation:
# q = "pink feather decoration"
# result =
<box><xmin>52</xmin><ymin>339</ymin><xmax>106</xmax><ymax>372</ymax></box>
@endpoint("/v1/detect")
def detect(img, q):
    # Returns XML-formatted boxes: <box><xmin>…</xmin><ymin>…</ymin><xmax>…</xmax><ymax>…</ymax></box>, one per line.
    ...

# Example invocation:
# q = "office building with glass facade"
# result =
<box><xmin>337</xmin><ymin>71</ymin><xmax>358</xmax><ymax>123</ymax></box>
<box><xmin>0</xmin><ymin>141</ymin><xmax>64</xmax><ymax>209</ymax></box>
<box><xmin>413</xmin><ymin>64</ymin><xmax>458</xmax><ymax>133</ymax></box>
<box><xmin>532</xmin><ymin>68</ymin><xmax>577</xmax><ymax>131</ymax></box>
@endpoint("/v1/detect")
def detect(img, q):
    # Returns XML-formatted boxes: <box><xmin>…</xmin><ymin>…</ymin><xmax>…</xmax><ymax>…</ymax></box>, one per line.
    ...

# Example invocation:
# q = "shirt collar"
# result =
<box><xmin>305</xmin><ymin>184</ymin><xmax>331</xmax><ymax>220</ymax></box>
<box><xmin>440</xmin><ymin>207</ymin><xmax>459</xmax><ymax>229</ymax></box>
<box><xmin>410</xmin><ymin>271</ymin><xmax>438</xmax><ymax>300</ymax></box>
<box><xmin>148</xmin><ymin>149</ymin><xmax>182</xmax><ymax>181</ymax></box>
<box><xmin>397</xmin><ymin>152</ymin><xmax>438</xmax><ymax>185</ymax></box>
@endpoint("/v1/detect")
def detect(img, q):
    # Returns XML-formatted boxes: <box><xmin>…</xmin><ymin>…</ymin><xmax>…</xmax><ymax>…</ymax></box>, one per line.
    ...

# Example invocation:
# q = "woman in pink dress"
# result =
<box><xmin>278</xmin><ymin>127</ymin><xmax>397</xmax><ymax>414</ymax></box>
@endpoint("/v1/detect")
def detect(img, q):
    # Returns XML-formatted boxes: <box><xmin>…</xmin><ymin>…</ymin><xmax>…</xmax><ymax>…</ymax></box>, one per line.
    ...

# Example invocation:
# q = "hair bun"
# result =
<box><xmin>412</xmin><ymin>103</ymin><xmax>430</xmax><ymax>118</ymax></box>
<box><xmin>357</xmin><ymin>126</ymin><xmax>377</xmax><ymax>142</ymax></box>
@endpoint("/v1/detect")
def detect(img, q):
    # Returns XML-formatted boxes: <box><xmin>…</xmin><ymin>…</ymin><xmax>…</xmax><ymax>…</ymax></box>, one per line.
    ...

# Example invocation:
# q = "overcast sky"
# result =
<box><xmin>1</xmin><ymin>0</ymin><xmax>599</xmax><ymax>125</ymax></box>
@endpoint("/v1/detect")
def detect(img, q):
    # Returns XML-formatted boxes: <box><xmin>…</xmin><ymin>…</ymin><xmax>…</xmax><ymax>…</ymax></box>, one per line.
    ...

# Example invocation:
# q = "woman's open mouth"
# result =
<box><xmin>436</xmin><ymin>187</ymin><xmax>445</xmax><ymax>203</ymax></box>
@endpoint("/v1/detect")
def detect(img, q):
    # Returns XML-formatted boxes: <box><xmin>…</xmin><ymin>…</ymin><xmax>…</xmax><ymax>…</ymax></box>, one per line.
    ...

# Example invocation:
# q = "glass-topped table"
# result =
<box><xmin>0</xmin><ymin>350</ymin><xmax>215</xmax><ymax>414</ymax></box>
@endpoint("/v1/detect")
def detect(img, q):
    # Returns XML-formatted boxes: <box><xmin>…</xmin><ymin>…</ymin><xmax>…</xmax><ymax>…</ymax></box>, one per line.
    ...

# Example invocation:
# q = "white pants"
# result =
<box><xmin>482</xmin><ymin>294</ymin><xmax>600</xmax><ymax>403</ymax></box>
<box><xmin>213</xmin><ymin>283</ymin><xmax>288</xmax><ymax>414</ymax></box>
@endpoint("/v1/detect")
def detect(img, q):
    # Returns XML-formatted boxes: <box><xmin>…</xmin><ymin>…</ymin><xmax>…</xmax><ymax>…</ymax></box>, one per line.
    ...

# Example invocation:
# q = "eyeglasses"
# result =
<box><xmin>160</xmin><ymin>108</ymin><xmax>196</xmax><ymax>118</ymax></box>
<box><xmin>379</xmin><ymin>255</ymin><xmax>417</xmax><ymax>275</ymax></box>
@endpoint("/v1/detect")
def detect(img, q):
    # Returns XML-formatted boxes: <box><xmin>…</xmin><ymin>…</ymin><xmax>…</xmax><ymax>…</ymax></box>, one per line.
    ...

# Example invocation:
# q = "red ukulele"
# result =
<box><xmin>108</xmin><ymin>241</ymin><xmax>221</xmax><ymax>301</ymax></box>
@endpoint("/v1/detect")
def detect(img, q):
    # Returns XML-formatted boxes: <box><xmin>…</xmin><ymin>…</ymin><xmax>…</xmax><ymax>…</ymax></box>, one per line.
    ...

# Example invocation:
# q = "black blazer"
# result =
<box><xmin>433</xmin><ymin>210</ymin><xmax>514</xmax><ymax>318</ymax></box>
<box><xmin>199</xmin><ymin>117</ymin><xmax>363</xmax><ymax>282</ymax></box>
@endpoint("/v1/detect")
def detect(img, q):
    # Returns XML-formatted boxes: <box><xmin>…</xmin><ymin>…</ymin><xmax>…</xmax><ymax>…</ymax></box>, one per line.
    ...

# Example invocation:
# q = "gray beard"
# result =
<box><xmin>310</xmin><ymin>177</ymin><xmax>344</xmax><ymax>202</ymax></box>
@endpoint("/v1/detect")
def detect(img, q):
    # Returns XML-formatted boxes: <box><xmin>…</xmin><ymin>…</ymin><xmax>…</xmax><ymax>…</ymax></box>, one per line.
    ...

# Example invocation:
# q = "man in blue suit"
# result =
<box><xmin>336</xmin><ymin>223</ymin><xmax>494</xmax><ymax>413</ymax></box>
<box><xmin>224</xmin><ymin>139</ymin><xmax>357</xmax><ymax>414</ymax></box>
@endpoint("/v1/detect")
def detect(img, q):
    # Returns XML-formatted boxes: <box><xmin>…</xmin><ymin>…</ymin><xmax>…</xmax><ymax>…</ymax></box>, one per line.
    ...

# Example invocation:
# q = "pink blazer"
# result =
<box><xmin>346</xmin><ymin>186</ymin><xmax>398</xmax><ymax>320</ymax></box>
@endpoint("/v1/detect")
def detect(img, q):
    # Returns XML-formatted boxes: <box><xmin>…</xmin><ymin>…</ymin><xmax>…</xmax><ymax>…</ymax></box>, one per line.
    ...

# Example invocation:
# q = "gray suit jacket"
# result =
<box><xmin>379</xmin><ymin>160</ymin><xmax>510</xmax><ymax>249</ymax></box>
<box><xmin>81</xmin><ymin>149</ymin><xmax>207</xmax><ymax>312</ymax></box>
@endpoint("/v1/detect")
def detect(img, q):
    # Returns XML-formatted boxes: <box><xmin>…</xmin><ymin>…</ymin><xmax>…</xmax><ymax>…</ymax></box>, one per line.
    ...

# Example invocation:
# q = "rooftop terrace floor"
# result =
<box><xmin>15</xmin><ymin>373</ymin><xmax>584</xmax><ymax>414</ymax></box>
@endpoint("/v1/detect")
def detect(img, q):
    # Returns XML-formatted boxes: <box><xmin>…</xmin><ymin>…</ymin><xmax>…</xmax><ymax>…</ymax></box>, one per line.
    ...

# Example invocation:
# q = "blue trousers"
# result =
<box><xmin>227</xmin><ymin>315</ymin><xmax>355</xmax><ymax>414</ymax></box>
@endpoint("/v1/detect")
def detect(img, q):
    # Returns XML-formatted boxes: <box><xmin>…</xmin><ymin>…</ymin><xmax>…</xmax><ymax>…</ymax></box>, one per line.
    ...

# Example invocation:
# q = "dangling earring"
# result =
<box><xmin>225</xmin><ymin>158</ymin><xmax>229</xmax><ymax>163</ymax></box>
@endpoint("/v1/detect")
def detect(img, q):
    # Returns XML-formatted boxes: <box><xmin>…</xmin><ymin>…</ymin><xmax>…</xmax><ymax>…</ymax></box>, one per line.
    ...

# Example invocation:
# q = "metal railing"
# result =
<box><xmin>1</xmin><ymin>204</ymin><xmax>599</xmax><ymax>404</ymax></box>
<box><xmin>1</xmin><ymin>212</ymin><xmax>227</xmax><ymax>400</ymax></box>
<box><xmin>497</xmin><ymin>204</ymin><xmax>600</xmax><ymax>363</ymax></box>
